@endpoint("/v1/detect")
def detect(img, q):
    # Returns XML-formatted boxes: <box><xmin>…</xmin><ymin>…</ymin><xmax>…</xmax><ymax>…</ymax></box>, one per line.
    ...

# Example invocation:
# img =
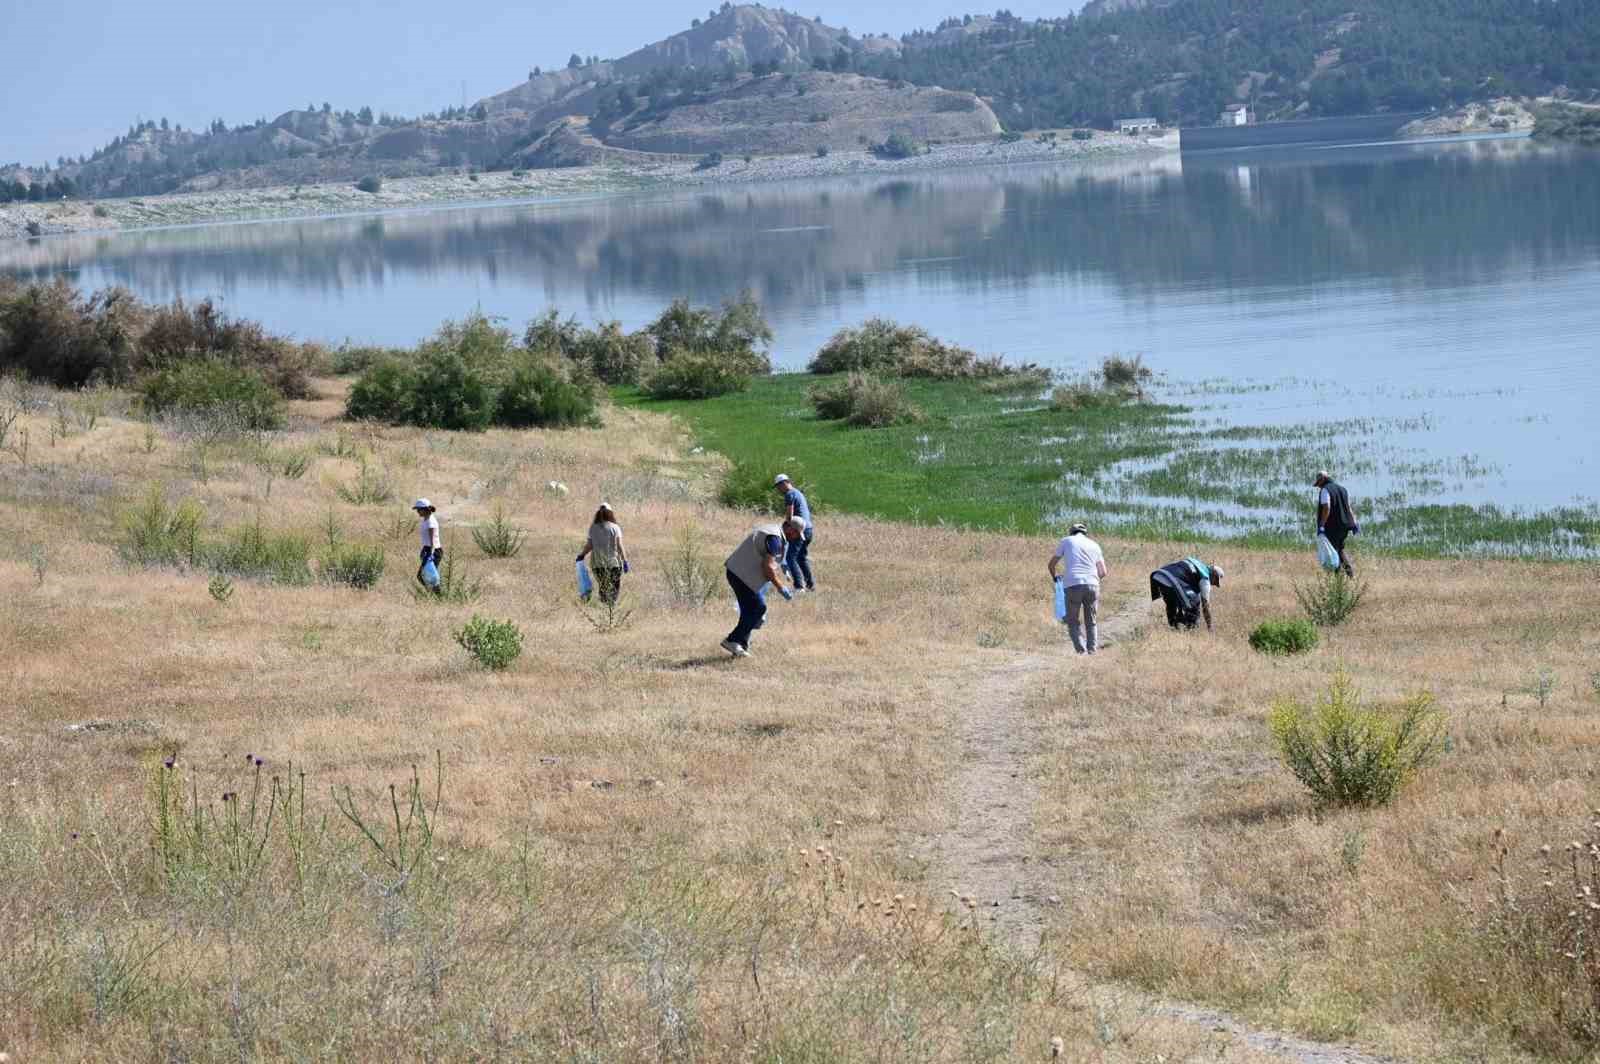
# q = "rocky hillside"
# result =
<box><xmin>599</xmin><ymin>72</ymin><xmax>998</xmax><ymax>155</ymax></box>
<box><xmin>9</xmin><ymin>4</ymin><xmax>992</xmax><ymax>199</ymax></box>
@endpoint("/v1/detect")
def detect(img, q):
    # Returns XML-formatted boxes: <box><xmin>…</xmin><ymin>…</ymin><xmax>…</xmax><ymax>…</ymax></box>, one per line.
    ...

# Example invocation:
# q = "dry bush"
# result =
<box><xmin>808</xmin><ymin>318</ymin><xmax>1025</xmax><ymax>379</ymax></box>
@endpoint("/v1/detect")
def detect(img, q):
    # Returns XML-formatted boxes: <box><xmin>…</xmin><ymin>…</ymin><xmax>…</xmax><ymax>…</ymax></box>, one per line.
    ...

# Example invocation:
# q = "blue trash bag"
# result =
<box><xmin>1053</xmin><ymin>578</ymin><xmax>1067</xmax><ymax>622</ymax></box>
<box><xmin>1316</xmin><ymin>534</ymin><xmax>1340</xmax><ymax>572</ymax></box>
<box><xmin>576</xmin><ymin>560</ymin><xmax>594</xmax><ymax>601</ymax></box>
<box><xmin>420</xmin><ymin>558</ymin><xmax>440</xmax><ymax>588</ymax></box>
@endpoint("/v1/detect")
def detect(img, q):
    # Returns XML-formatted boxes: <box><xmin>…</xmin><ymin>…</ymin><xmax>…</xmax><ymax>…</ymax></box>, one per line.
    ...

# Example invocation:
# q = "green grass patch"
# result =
<box><xmin>615</xmin><ymin>371</ymin><xmax>1600</xmax><ymax>559</ymax></box>
<box><xmin>616</xmin><ymin>373</ymin><xmax>1186</xmax><ymax>533</ymax></box>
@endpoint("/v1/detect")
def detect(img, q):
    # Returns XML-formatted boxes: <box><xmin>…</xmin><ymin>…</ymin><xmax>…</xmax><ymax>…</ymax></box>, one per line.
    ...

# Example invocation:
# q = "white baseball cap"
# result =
<box><xmin>773</xmin><ymin>473</ymin><xmax>791</xmax><ymax>485</ymax></box>
<box><xmin>412</xmin><ymin>498</ymin><xmax>433</xmax><ymax>510</ymax></box>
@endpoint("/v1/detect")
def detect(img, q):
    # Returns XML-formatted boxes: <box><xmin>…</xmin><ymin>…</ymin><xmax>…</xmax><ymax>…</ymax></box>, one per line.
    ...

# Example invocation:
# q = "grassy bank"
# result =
<box><xmin>622</xmin><ymin>373</ymin><xmax>1600</xmax><ymax>559</ymax></box>
<box><xmin>0</xmin><ymin>379</ymin><xmax>1597</xmax><ymax>1060</ymax></box>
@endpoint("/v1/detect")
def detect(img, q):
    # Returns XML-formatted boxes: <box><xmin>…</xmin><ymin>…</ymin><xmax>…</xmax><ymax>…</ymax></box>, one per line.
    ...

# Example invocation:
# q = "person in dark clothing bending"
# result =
<box><xmin>1149</xmin><ymin>557</ymin><xmax>1224</xmax><ymax>630</ymax></box>
<box><xmin>1313</xmin><ymin>470</ymin><xmax>1360</xmax><ymax>576</ymax></box>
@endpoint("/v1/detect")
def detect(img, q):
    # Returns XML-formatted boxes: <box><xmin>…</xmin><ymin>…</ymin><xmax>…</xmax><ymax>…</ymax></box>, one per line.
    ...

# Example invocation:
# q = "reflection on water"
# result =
<box><xmin>4</xmin><ymin>136</ymin><xmax>1598</xmax><ymax>513</ymax></box>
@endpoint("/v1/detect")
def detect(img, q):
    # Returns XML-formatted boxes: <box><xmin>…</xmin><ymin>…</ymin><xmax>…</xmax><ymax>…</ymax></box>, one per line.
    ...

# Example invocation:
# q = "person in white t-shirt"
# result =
<box><xmin>413</xmin><ymin>498</ymin><xmax>442</xmax><ymax>594</ymax></box>
<box><xmin>1048</xmin><ymin>522</ymin><xmax>1108</xmax><ymax>654</ymax></box>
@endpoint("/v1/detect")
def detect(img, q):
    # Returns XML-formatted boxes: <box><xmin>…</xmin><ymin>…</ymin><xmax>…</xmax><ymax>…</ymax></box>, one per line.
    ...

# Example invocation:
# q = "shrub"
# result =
<box><xmin>1268</xmin><ymin>672</ymin><xmax>1445</xmax><ymax>806</ymax></box>
<box><xmin>999</xmin><ymin>131</ymin><xmax>1024</xmax><ymax>144</ymax></box>
<box><xmin>345</xmin><ymin>315</ymin><xmax>599</xmax><ymax>430</ymax></box>
<box><xmin>809</xmin><ymin>318</ymin><xmax>1020</xmax><ymax>379</ymax></box>
<box><xmin>1249</xmin><ymin>618</ymin><xmax>1319</xmax><ymax>655</ymax></box>
<box><xmin>335</xmin><ymin>455</ymin><xmax>394</xmax><ymax>505</ymax></box>
<box><xmin>1100</xmin><ymin>354</ymin><xmax>1152</xmax><ymax>394</ymax></box>
<box><xmin>138</xmin><ymin>360</ymin><xmax>285</xmax><ymax>431</ymax></box>
<box><xmin>1071</xmin><ymin>128</ymin><xmax>1093</xmax><ymax>140</ymax></box>
<box><xmin>872</xmin><ymin>133</ymin><xmax>920</xmax><ymax>159</ymax></box>
<box><xmin>0</xmin><ymin>280</ymin><xmax>146</xmax><ymax>388</ymax></box>
<box><xmin>643</xmin><ymin>349</ymin><xmax>755</xmax><ymax>399</ymax></box>
<box><xmin>471</xmin><ymin>502</ymin><xmax>526</xmax><ymax>558</ymax></box>
<box><xmin>1050</xmin><ymin>382</ymin><xmax>1127</xmax><ymax>410</ymax></box>
<box><xmin>718</xmin><ymin>458</ymin><xmax>820</xmax><ymax>514</ymax></box>
<box><xmin>322</xmin><ymin>543</ymin><xmax>386</xmax><ymax>589</ymax></box>
<box><xmin>499</xmin><ymin>355</ymin><xmax>600</xmax><ymax>427</ymax></box>
<box><xmin>808</xmin><ymin>372</ymin><xmax>921</xmax><ymax>427</ymax></box>
<box><xmin>344</xmin><ymin>358</ymin><xmax>414</xmax><ymax>422</ymax></box>
<box><xmin>209</xmin><ymin>517</ymin><xmax>313</xmax><ymax>585</ymax></box>
<box><xmin>120</xmin><ymin>485</ymin><xmax>204</xmax><ymax>567</ymax></box>
<box><xmin>355</xmin><ymin>175</ymin><xmax>383</xmax><ymax>193</ymax></box>
<box><xmin>644</xmin><ymin>294</ymin><xmax>773</xmax><ymax>370</ymax></box>
<box><xmin>1295</xmin><ymin>571</ymin><xmax>1367</xmax><ymax>627</ymax></box>
<box><xmin>662</xmin><ymin>524</ymin><xmax>720</xmax><ymax>607</ymax></box>
<box><xmin>695</xmin><ymin>151</ymin><xmax>724</xmax><ymax>170</ymax></box>
<box><xmin>815</xmin><ymin>145</ymin><xmax>830</xmax><ymax>158</ymax></box>
<box><xmin>207</xmin><ymin>572</ymin><xmax>234</xmax><ymax>603</ymax></box>
<box><xmin>453</xmin><ymin>615</ymin><xmax>523</xmax><ymax>670</ymax></box>
<box><xmin>142</xmin><ymin>298</ymin><xmax>315</xmax><ymax>399</ymax></box>
<box><xmin>572</xmin><ymin>321</ymin><xmax>651</xmax><ymax>385</ymax></box>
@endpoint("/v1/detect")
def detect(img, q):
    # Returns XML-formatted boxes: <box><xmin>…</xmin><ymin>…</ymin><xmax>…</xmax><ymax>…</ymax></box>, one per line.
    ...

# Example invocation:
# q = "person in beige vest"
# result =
<box><xmin>721</xmin><ymin>516</ymin><xmax>805</xmax><ymax>658</ymax></box>
<box><xmin>575</xmin><ymin>504</ymin><xmax>628</xmax><ymax>605</ymax></box>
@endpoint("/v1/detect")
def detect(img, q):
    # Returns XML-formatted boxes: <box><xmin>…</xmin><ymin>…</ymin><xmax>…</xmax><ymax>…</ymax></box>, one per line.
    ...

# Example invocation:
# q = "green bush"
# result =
<box><xmin>344</xmin><ymin>358</ymin><xmax>414</xmax><ymax>422</ymax></box>
<box><xmin>808</xmin><ymin>372</ymin><xmax>922</xmax><ymax>427</ymax></box>
<box><xmin>643</xmin><ymin>349</ymin><xmax>756</xmax><ymax>399</ymax></box>
<box><xmin>355</xmin><ymin>175</ymin><xmax>383</xmax><ymax>193</ymax></box>
<box><xmin>141</xmin><ymin>298</ymin><xmax>315</xmax><ymax>399</ymax></box>
<box><xmin>1071</xmin><ymin>128</ymin><xmax>1093</xmax><ymax>140</ymax></box>
<box><xmin>718</xmin><ymin>458</ymin><xmax>821</xmax><ymax>514</ymax></box>
<box><xmin>453</xmin><ymin>615</ymin><xmax>524</xmax><ymax>670</ymax></box>
<box><xmin>496</xmin><ymin>356</ymin><xmax>600</xmax><ymax>427</ymax></box>
<box><xmin>1100</xmin><ymin>354</ymin><xmax>1152</xmax><ymax>392</ymax></box>
<box><xmin>344</xmin><ymin>315</ymin><xmax>599</xmax><ymax>430</ymax></box>
<box><xmin>695</xmin><ymin>151</ymin><xmax>724</xmax><ymax>170</ymax></box>
<box><xmin>643</xmin><ymin>294</ymin><xmax>773</xmax><ymax>372</ymax></box>
<box><xmin>471</xmin><ymin>503</ymin><xmax>526</xmax><ymax>558</ymax></box>
<box><xmin>808</xmin><ymin>318</ymin><xmax>1021</xmax><ymax>379</ymax></box>
<box><xmin>322</xmin><ymin>543</ymin><xmax>386</xmax><ymax>589</ymax></box>
<box><xmin>119</xmin><ymin>485</ymin><xmax>204</xmax><ymax>567</ymax></box>
<box><xmin>1249</xmin><ymin>618</ymin><xmax>1319</xmax><ymax>655</ymax></box>
<box><xmin>872</xmin><ymin>133</ymin><xmax>920</xmax><ymax>158</ymax></box>
<box><xmin>138</xmin><ymin>360</ymin><xmax>285</xmax><ymax>430</ymax></box>
<box><xmin>1268</xmin><ymin>672</ymin><xmax>1445</xmax><ymax>806</ymax></box>
<box><xmin>1296</xmin><ymin>570</ymin><xmax>1367</xmax><ymax>627</ymax></box>
<box><xmin>209</xmin><ymin>517</ymin><xmax>312</xmax><ymax>585</ymax></box>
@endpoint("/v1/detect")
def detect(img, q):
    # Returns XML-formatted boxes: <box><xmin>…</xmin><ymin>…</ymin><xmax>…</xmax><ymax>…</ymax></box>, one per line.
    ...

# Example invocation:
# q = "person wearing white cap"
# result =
<box><xmin>1048</xmin><ymin>522</ymin><xmax>1107</xmax><ymax>654</ymax></box>
<box><xmin>413</xmin><ymin>498</ymin><xmax>442</xmax><ymax>594</ymax></box>
<box><xmin>772</xmin><ymin>473</ymin><xmax>816</xmax><ymax>592</ymax></box>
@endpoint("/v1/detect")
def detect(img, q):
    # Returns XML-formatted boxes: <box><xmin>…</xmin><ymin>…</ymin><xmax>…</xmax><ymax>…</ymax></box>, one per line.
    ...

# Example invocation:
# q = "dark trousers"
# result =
<box><xmin>1325</xmin><ymin>525</ymin><xmax>1354</xmax><ymax>575</ymax></box>
<box><xmin>725</xmin><ymin>569</ymin><xmax>767</xmax><ymax>649</ymax></box>
<box><xmin>784</xmin><ymin>527</ymin><xmax>815</xmax><ymax>589</ymax></box>
<box><xmin>594</xmin><ymin>565</ymin><xmax>623</xmax><ymax>605</ymax></box>
<box><xmin>1159</xmin><ymin>587</ymin><xmax>1198</xmax><ymax>629</ymax></box>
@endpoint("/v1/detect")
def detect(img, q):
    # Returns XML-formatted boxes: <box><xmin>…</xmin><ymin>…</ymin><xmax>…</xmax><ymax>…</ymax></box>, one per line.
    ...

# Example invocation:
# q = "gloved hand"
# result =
<box><xmin>575</xmin><ymin>554</ymin><xmax>585</xmax><ymax>563</ymax></box>
<box><xmin>1317</xmin><ymin>526</ymin><xmax>1326</xmax><ymax>536</ymax></box>
<box><xmin>1351</xmin><ymin>523</ymin><xmax>1360</xmax><ymax>535</ymax></box>
<box><xmin>623</xmin><ymin>560</ymin><xmax>630</xmax><ymax>574</ymax></box>
<box><xmin>779</xmin><ymin>586</ymin><xmax>794</xmax><ymax>602</ymax></box>
<box><xmin>431</xmin><ymin>548</ymin><xmax>443</xmax><ymax>564</ymax></box>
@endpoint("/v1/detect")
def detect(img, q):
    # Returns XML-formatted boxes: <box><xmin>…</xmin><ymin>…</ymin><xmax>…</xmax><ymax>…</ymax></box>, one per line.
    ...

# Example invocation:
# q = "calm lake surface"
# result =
<box><xmin>5</xmin><ymin>134</ymin><xmax>1598</xmax><ymax>528</ymax></box>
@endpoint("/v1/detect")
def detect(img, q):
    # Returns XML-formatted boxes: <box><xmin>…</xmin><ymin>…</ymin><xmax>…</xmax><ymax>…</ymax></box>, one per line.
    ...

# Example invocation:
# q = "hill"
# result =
<box><xmin>859</xmin><ymin>0</ymin><xmax>1600</xmax><ymax>130</ymax></box>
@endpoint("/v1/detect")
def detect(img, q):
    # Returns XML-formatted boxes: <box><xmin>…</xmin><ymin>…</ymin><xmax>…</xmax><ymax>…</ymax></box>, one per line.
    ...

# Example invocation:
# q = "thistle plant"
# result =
<box><xmin>471</xmin><ymin>502</ymin><xmax>527</xmax><ymax>558</ymax></box>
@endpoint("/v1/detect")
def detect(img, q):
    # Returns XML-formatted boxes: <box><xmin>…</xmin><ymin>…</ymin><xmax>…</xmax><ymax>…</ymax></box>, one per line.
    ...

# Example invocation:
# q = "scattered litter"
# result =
<box><xmin>64</xmin><ymin>719</ymin><xmax>157</xmax><ymax>735</ymax></box>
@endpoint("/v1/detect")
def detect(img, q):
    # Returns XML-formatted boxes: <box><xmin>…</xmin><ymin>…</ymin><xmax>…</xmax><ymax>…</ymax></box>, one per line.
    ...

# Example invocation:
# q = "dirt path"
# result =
<box><xmin>928</xmin><ymin>594</ymin><xmax>1403</xmax><ymax>1064</ymax></box>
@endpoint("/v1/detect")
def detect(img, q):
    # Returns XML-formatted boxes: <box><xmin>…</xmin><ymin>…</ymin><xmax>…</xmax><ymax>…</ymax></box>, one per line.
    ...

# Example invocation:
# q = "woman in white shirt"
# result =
<box><xmin>576</xmin><ymin>504</ymin><xmax>628</xmax><ymax>605</ymax></box>
<box><xmin>413</xmin><ymin>498</ymin><xmax>442</xmax><ymax>594</ymax></box>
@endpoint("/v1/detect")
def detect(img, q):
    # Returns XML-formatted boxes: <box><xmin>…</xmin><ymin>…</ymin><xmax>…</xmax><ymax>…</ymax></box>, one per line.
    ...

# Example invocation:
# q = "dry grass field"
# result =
<box><xmin>0</xmin><ymin>378</ymin><xmax>1596</xmax><ymax>1061</ymax></box>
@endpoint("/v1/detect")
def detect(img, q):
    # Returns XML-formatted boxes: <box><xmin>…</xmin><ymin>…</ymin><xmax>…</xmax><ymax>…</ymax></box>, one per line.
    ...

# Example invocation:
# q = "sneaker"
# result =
<box><xmin>719</xmin><ymin>638</ymin><xmax>750</xmax><ymax>658</ymax></box>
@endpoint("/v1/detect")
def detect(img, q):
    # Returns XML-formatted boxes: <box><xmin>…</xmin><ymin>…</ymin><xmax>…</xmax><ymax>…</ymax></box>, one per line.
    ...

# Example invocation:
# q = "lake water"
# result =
<box><xmin>5</xmin><ymin>134</ymin><xmax>1598</xmax><ymax>532</ymax></box>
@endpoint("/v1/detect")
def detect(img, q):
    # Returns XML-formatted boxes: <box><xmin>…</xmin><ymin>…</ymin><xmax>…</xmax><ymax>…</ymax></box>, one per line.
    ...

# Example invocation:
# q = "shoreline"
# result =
<box><xmin>0</xmin><ymin>132</ymin><xmax>1174</xmax><ymax>242</ymax></box>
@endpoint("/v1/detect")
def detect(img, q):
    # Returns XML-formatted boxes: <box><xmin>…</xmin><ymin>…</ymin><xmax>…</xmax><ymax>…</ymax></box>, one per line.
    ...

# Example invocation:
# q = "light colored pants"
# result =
<box><xmin>1065</xmin><ymin>584</ymin><xmax>1099</xmax><ymax>654</ymax></box>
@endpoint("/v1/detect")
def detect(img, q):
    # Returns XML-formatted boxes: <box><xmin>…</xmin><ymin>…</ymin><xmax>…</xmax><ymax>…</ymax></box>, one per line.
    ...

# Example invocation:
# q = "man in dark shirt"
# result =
<box><xmin>1314</xmin><ymin>471</ymin><xmax>1359</xmax><ymax>577</ymax></box>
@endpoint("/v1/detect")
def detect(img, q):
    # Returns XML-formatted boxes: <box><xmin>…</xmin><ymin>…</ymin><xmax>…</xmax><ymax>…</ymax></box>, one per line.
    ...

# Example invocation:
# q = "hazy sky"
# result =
<box><xmin>1</xmin><ymin>0</ymin><xmax>1076</xmax><ymax>168</ymax></box>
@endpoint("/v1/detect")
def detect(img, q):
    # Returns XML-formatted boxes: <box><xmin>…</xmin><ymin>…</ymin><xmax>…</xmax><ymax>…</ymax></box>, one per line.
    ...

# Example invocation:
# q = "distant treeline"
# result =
<box><xmin>860</xmin><ymin>0</ymin><xmax>1600</xmax><ymax>129</ymax></box>
<box><xmin>0</xmin><ymin>175</ymin><xmax>77</xmax><ymax>203</ymax></box>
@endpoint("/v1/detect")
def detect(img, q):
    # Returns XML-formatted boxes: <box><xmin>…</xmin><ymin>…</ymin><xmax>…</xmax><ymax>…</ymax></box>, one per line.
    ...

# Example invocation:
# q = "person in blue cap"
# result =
<box><xmin>773</xmin><ymin>473</ymin><xmax>816</xmax><ymax>593</ymax></box>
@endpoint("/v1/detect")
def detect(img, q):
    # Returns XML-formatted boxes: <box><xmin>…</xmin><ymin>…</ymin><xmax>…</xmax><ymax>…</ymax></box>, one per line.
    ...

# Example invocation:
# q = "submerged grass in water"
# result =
<box><xmin>623</xmin><ymin>374</ymin><xmax>1600</xmax><ymax>559</ymax></box>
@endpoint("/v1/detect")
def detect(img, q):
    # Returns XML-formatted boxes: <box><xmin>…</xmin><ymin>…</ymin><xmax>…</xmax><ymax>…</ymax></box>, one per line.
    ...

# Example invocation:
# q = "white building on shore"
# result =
<box><xmin>1220</xmin><ymin>103</ymin><xmax>1251</xmax><ymax>126</ymax></box>
<box><xmin>1115</xmin><ymin>117</ymin><xmax>1161</xmax><ymax>134</ymax></box>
